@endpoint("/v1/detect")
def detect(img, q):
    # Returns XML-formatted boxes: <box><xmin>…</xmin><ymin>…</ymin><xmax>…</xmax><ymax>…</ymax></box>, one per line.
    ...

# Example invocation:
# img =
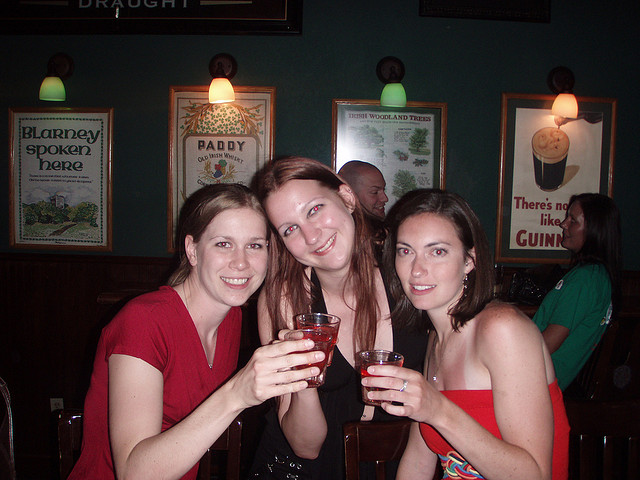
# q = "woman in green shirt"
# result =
<box><xmin>533</xmin><ymin>193</ymin><xmax>621</xmax><ymax>390</ymax></box>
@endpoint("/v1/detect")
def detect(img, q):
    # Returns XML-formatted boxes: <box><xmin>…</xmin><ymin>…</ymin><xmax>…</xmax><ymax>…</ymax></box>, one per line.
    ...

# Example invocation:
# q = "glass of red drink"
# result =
<box><xmin>358</xmin><ymin>350</ymin><xmax>404</xmax><ymax>406</ymax></box>
<box><xmin>295</xmin><ymin>313</ymin><xmax>341</xmax><ymax>365</ymax></box>
<box><xmin>288</xmin><ymin>328</ymin><xmax>334</xmax><ymax>387</ymax></box>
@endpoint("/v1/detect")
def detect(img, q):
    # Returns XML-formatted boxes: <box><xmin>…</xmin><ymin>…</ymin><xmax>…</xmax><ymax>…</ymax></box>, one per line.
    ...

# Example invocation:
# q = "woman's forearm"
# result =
<box><xmin>397</xmin><ymin>423</ymin><xmax>437</xmax><ymax>480</ymax></box>
<box><xmin>279</xmin><ymin>389</ymin><xmax>327</xmax><ymax>459</ymax></box>
<box><xmin>113</xmin><ymin>380</ymin><xmax>243</xmax><ymax>480</ymax></box>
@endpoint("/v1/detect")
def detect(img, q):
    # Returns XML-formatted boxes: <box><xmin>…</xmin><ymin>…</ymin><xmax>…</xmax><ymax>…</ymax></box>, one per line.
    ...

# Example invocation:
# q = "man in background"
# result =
<box><xmin>338</xmin><ymin>161</ymin><xmax>389</xmax><ymax>261</ymax></box>
<box><xmin>338</xmin><ymin>161</ymin><xmax>388</xmax><ymax>219</ymax></box>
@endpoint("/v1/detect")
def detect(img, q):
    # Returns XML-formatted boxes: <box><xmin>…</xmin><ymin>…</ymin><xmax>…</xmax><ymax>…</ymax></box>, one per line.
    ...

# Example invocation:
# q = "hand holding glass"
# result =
<box><xmin>295</xmin><ymin>313</ymin><xmax>341</xmax><ymax>365</ymax></box>
<box><xmin>358</xmin><ymin>350</ymin><xmax>404</xmax><ymax>405</ymax></box>
<box><xmin>286</xmin><ymin>328</ymin><xmax>335</xmax><ymax>387</ymax></box>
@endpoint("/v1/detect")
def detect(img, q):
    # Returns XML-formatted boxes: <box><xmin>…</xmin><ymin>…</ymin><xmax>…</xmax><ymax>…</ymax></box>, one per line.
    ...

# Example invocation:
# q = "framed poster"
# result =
<box><xmin>419</xmin><ymin>0</ymin><xmax>549</xmax><ymax>22</ymax></box>
<box><xmin>0</xmin><ymin>0</ymin><xmax>302</xmax><ymax>35</ymax></box>
<box><xmin>168</xmin><ymin>85</ymin><xmax>275</xmax><ymax>251</ymax></box>
<box><xmin>496</xmin><ymin>93</ymin><xmax>616</xmax><ymax>264</ymax></box>
<box><xmin>331</xmin><ymin>99</ymin><xmax>447</xmax><ymax>210</ymax></box>
<box><xmin>9</xmin><ymin>107</ymin><xmax>113</xmax><ymax>250</ymax></box>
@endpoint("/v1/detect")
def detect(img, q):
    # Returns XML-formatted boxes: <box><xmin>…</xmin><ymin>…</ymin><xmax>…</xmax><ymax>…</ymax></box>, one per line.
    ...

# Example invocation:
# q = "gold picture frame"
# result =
<box><xmin>496</xmin><ymin>93</ymin><xmax>616</xmax><ymax>264</ymax></box>
<box><xmin>168</xmin><ymin>85</ymin><xmax>275</xmax><ymax>252</ymax></box>
<box><xmin>331</xmin><ymin>99</ymin><xmax>447</xmax><ymax>210</ymax></box>
<box><xmin>9</xmin><ymin>107</ymin><xmax>113</xmax><ymax>251</ymax></box>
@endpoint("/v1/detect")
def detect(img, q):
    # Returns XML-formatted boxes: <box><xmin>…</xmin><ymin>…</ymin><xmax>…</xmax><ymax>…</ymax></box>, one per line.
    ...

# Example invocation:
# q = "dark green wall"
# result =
<box><xmin>1</xmin><ymin>1</ymin><xmax>639</xmax><ymax>267</ymax></box>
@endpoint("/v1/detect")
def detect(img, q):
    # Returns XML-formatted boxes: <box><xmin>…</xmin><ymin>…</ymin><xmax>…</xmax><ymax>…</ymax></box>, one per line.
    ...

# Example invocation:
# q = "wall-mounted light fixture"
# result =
<box><xmin>39</xmin><ymin>53</ymin><xmax>74</xmax><ymax>102</ymax></box>
<box><xmin>377</xmin><ymin>56</ymin><xmax>406</xmax><ymax>107</ymax></box>
<box><xmin>208</xmin><ymin>53</ymin><xmax>237</xmax><ymax>104</ymax></box>
<box><xmin>547</xmin><ymin>66</ymin><xmax>578</xmax><ymax>127</ymax></box>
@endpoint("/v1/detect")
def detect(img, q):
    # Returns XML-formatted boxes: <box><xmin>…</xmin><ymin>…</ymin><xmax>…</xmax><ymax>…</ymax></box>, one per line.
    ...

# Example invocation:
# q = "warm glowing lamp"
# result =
<box><xmin>551</xmin><ymin>93</ymin><xmax>578</xmax><ymax>119</ymax></box>
<box><xmin>39</xmin><ymin>53</ymin><xmax>73</xmax><ymax>102</ymax></box>
<box><xmin>209</xmin><ymin>77</ymin><xmax>235</xmax><ymax>104</ymax></box>
<box><xmin>208</xmin><ymin>53</ymin><xmax>237</xmax><ymax>104</ymax></box>
<box><xmin>547</xmin><ymin>66</ymin><xmax>578</xmax><ymax>126</ymax></box>
<box><xmin>377</xmin><ymin>56</ymin><xmax>407</xmax><ymax>107</ymax></box>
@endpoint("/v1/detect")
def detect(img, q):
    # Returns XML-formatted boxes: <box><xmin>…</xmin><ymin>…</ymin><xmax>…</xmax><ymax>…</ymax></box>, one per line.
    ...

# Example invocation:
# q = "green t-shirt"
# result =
<box><xmin>533</xmin><ymin>263</ymin><xmax>612</xmax><ymax>390</ymax></box>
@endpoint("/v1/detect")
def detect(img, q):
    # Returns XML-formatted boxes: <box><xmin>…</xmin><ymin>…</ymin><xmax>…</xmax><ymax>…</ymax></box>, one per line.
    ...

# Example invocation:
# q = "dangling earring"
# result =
<box><xmin>462</xmin><ymin>273</ymin><xmax>469</xmax><ymax>295</ymax></box>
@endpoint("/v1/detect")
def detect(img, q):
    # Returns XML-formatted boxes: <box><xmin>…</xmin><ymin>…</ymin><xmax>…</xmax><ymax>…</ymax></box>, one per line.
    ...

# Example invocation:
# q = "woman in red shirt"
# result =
<box><xmin>70</xmin><ymin>184</ymin><xmax>323</xmax><ymax>480</ymax></box>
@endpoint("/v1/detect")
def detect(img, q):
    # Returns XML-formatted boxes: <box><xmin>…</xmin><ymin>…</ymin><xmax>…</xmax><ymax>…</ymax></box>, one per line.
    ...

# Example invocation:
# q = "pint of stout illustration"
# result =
<box><xmin>531</xmin><ymin>127</ymin><xmax>570</xmax><ymax>191</ymax></box>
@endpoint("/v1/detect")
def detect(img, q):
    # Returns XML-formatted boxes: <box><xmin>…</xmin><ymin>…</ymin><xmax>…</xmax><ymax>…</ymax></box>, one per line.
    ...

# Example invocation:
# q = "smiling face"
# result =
<box><xmin>186</xmin><ymin>207</ymin><xmax>268</xmax><ymax>309</ymax></box>
<box><xmin>264</xmin><ymin>179</ymin><xmax>356</xmax><ymax>275</ymax></box>
<box><xmin>353</xmin><ymin>168</ymin><xmax>388</xmax><ymax>219</ymax></box>
<box><xmin>394</xmin><ymin>212</ymin><xmax>475</xmax><ymax>318</ymax></box>
<box><xmin>560</xmin><ymin>201</ymin><xmax>586</xmax><ymax>253</ymax></box>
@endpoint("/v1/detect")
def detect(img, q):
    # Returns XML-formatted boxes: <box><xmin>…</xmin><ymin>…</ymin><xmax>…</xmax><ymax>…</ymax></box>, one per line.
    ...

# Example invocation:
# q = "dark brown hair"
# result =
<box><xmin>382</xmin><ymin>189</ymin><xmax>494</xmax><ymax>331</ymax></box>
<box><xmin>168</xmin><ymin>183</ymin><xmax>266</xmax><ymax>287</ymax></box>
<box><xmin>256</xmin><ymin>157</ymin><xmax>379</xmax><ymax>352</ymax></box>
<box><xmin>567</xmin><ymin>193</ymin><xmax>622</xmax><ymax>312</ymax></box>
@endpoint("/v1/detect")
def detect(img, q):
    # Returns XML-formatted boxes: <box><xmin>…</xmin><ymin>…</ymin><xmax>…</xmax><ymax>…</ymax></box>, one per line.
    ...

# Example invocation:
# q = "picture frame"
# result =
<box><xmin>419</xmin><ymin>0</ymin><xmax>549</xmax><ymax>23</ymax></box>
<box><xmin>168</xmin><ymin>85</ymin><xmax>275</xmax><ymax>251</ymax></box>
<box><xmin>0</xmin><ymin>0</ymin><xmax>302</xmax><ymax>35</ymax></box>
<box><xmin>495</xmin><ymin>93</ymin><xmax>616</xmax><ymax>264</ymax></box>
<box><xmin>9</xmin><ymin>107</ymin><xmax>113</xmax><ymax>251</ymax></box>
<box><xmin>332</xmin><ymin>99</ymin><xmax>447</xmax><ymax>210</ymax></box>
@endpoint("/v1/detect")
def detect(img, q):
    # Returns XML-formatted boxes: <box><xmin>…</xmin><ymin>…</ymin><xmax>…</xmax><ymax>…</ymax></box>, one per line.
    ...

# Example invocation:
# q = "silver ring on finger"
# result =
<box><xmin>399</xmin><ymin>379</ymin><xmax>408</xmax><ymax>392</ymax></box>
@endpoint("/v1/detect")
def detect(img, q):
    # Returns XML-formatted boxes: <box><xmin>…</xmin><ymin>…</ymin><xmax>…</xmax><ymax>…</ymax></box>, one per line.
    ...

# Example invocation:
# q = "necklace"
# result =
<box><xmin>427</xmin><ymin>334</ymin><xmax>439</xmax><ymax>382</ymax></box>
<box><xmin>427</xmin><ymin>331</ymin><xmax>451</xmax><ymax>383</ymax></box>
<box><xmin>182</xmin><ymin>282</ymin><xmax>191</xmax><ymax>315</ymax></box>
<box><xmin>183</xmin><ymin>283</ymin><xmax>212</xmax><ymax>369</ymax></box>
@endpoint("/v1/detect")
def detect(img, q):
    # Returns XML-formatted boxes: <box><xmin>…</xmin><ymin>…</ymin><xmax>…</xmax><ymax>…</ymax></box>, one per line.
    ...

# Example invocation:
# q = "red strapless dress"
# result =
<box><xmin>419</xmin><ymin>380</ymin><xmax>569</xmax><ymax>479</ymax></box>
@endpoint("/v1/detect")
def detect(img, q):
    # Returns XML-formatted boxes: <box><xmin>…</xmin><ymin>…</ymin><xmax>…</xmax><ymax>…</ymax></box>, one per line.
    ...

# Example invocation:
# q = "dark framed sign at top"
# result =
<box><xmin>0</xmin><ymin>0</ymin><xmax>302</xmax><ymax>35</ymax></box>
<box><xmin>419</xmin><ymin>0</ymin><xmax>549</xmax><ymax>22</ymax></box>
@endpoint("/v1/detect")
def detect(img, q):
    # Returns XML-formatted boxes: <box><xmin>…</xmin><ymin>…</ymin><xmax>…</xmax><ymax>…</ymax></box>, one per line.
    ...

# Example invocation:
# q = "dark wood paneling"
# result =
<box><xmin>0</xmin><ymin>253</ymin><xmax>173</xmax><ymax>478</ymax></box>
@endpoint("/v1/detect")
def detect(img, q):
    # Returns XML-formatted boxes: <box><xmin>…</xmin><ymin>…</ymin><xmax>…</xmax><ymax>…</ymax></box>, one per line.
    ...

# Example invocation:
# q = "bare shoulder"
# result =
<box><xmin>256</xmin><ymin>290</ymin><xmax>275</xmax><ymax>344</ymax></box>
<box><xmin>480</xmin><ymin>300</ymin><xmax>531</xmax><ymax>321</ymax></box>
<box><xmin>257</xmin><ymin>285</ymin><xmax>296</xmax><ymax>329</ymax></box>
<box><xmin>474</xmin><ymin>301</ymin><xmax>540</xmax><ymax>348</ymax></box>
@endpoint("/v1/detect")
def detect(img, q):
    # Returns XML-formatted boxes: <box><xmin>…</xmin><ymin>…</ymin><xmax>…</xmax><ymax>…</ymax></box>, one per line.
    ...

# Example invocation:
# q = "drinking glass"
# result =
<box><xmin>287</xmin><ymin>328</ymin><xmax>334</xmax><ymax>387</ymax></box>
<box><xmin>295</xmin><ymin>313</ymin><xmax>341</xmax><ymax>365</ymax></box>
<box><xmin>358</xmin><ymin>350</ymin><xmax>404</xmax><ymax>406</ymax></box>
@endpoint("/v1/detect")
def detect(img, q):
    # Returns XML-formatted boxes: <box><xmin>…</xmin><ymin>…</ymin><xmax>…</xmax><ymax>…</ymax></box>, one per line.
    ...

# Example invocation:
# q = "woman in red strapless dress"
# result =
<box><xmin>361</xmin><ymin>190</ymin><xmax>569</xmax><ymax>480</ymax></box>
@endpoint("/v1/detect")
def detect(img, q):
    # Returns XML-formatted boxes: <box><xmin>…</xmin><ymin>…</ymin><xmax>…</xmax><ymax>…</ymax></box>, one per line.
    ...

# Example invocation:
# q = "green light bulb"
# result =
<box><xmin>39</xmin><ymin>76</ymin><xmax>66</xmax><ymax>101</ymax></box>
<box><xmin>380</xmin><ymin>83</ymin><xmax>406</xmax><ymax>107</ymax></box>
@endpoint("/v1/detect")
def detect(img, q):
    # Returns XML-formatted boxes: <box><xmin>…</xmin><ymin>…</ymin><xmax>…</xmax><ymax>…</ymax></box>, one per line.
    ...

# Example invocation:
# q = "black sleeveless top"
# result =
<box><xmin>249</xmin><ymin>271</ymin><xmax>428</xmax><ymax>480</ymax></box>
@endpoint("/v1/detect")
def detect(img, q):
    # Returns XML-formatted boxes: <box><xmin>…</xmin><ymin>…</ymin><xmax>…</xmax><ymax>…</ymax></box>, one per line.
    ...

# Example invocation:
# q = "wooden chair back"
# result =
<box><xmin>58</xmin><ymin>409</ymin><xmax>84</xmax><ymax>480</ymax></box>
<box><xmin>0</xmin><ymin>377</ymin><xmax>17</xmax><ymax>480</ymax></box>
<box><xmin>196</xmin><ymin>415</ymin><xmax>242</xmax><ymax>480</ymax></box>
<box><xmin>566</xmin><ymin>320</ymin><xmax>618</xmax><ymax>400</ymax></box>
<box><xmin>57</xmin><ymin>409</ymin><xmax>242</xmax><ymax>480</ymax></box>
<box><xmin>566</xmin><ymin>398</ymin><xmax>640</xmax><ymax>479</ymax></box>
<box><xmin>567</xmin><ymin>316</ymin><xmax>640</xmax><ymax>401</ymax></box>
<box><xmin>343</xmin><ymin>420</ymin><xmax>411</xmax><ymax>480</ymax></box>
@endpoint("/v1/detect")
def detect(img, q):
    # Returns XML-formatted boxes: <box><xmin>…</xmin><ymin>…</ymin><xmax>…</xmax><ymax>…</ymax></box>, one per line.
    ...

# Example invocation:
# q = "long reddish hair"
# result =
<box><xmin>256</xmin><ymin>157</ymin><xmax>379</xmax><ymax>353</ymax></box>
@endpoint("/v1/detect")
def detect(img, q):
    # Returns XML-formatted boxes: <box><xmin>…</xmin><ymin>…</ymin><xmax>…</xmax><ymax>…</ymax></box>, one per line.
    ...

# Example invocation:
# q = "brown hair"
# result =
<box><xmin>567</xmin><ymin>193</ymin><xmax>622</xmax><ymax>314</ymax></box>
<box><xmin>256</xmin><ymin>157</ymin><xmax>379</xmax><ymax>352</ymax></box>
<box><xmin>382</xmin><ymin>189</ymin><xmax>494</xmax><ymax>331</ymax></box>
<box><xmin>168</xmin><ymin>183</ymin><xmax>267</xmax><ymax>287</ymax></box>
